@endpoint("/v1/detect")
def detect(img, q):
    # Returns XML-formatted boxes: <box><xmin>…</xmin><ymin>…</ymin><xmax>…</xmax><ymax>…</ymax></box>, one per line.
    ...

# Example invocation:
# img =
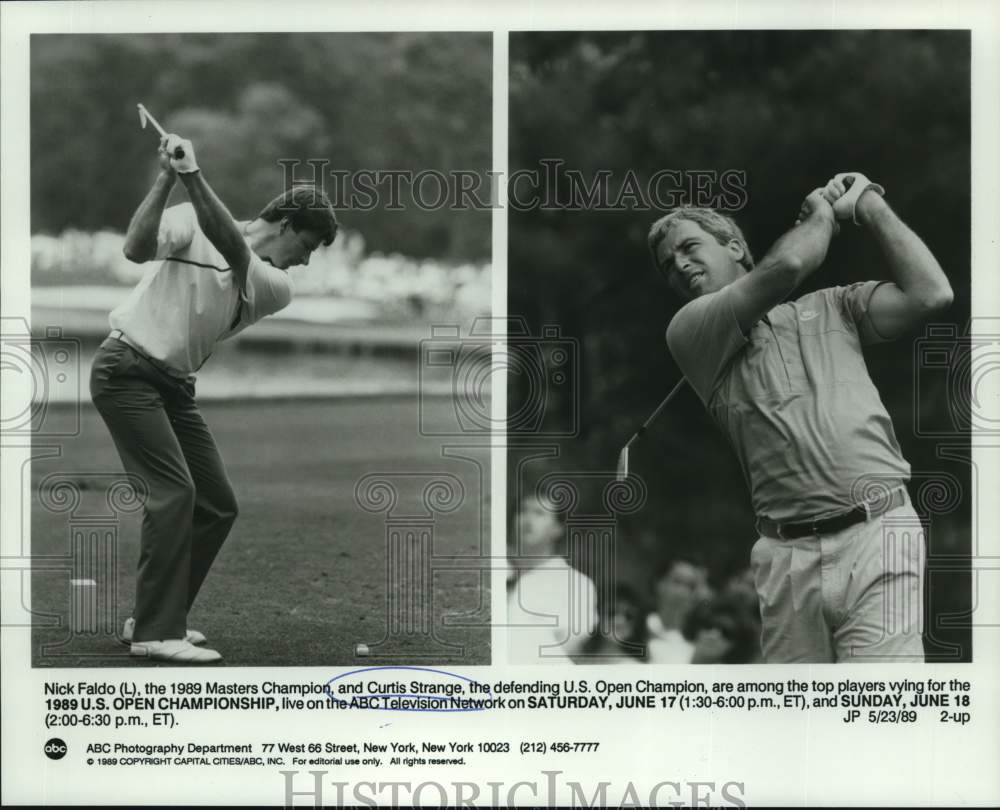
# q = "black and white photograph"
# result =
<box><xmin>19</xmin><ymin>31</ymin><xmax>492</xmax><ymax>667</ymax></box>
<box><xmin>507</xmin><ymin>29</ymin><xmax>973</xmax><ymax>666</ymax></box>
<box><xmin>2</xmin><ymin>2</ymin><xmax>999</xmax><ymax>807</ymax></box>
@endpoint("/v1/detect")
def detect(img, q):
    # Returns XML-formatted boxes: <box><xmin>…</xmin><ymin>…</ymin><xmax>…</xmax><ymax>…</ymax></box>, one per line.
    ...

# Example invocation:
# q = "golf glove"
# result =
<box><xmin>825</xmin><ymin>172</ymin><xmax>884</xmax><ymax>225</ymax></box>
<box><xmin>163</xmin><ymin>134</ymin><xmax>199</xmax><ymax>174</ymax></box>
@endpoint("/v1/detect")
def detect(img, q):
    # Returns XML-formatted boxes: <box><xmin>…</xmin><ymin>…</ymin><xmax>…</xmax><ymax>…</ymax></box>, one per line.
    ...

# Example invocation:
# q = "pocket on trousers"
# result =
<box><xmin>89</xmin><ymin>341</ymin><xmax>133</xmax><ymax>399</ymax></box>
<box><xmin>749</xmin><ymin>537</ymin><xmax>771</xmax><ymax>594</ymax></box>
<box><xmin>875</xmin><ymin>506</ymin><xmax>925</xmax><ymax>577</ymax></box>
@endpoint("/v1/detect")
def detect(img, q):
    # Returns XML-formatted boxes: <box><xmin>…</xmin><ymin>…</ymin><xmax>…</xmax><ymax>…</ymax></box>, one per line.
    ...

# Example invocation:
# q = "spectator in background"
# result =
<box><xmin>683</xmin><ymin>591</ymin><xmax>762</xmax><ymax>664</ymax></box>
<box><xmin>721</xmin><ymin>566</ymin><xmax>763</xmax><ymax>662</ymax></box>
<box><xmin>575</xmin><ymin>582</ymin><xmax>649</xmax><ymax>665</ymax></box>
<box><xmin>723</xmin><ymin>564</ymin><xmax>758</xmax><ymax>600</ymax></box>
<box><xmin>646</xmin><ymin>554</ymin><xmax>713</xmax><ymax>664</ymax></box>
<box><xmin>507</xmin><ymin>492</ymin><xmax>598</xmax><ymax>663</ymax></box>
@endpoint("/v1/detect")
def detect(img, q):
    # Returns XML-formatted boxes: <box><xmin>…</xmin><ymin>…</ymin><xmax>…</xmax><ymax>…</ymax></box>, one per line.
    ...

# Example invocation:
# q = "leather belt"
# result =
<box><xmin>108</xmin><ymin>330</ymin><xmax>188</xmax><ymax>380</ymax></box>
<box><xmin>755</xmin><ymin>487</ymin><xmax>907</xmax><ymax>540</ymax></box>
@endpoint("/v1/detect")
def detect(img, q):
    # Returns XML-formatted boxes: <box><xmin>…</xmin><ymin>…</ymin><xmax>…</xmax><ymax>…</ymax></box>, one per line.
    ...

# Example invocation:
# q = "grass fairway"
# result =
<box><xmin>30</xmin><ymin>397</ymin><xmax>490</xmax><ymax>668</ymax></box>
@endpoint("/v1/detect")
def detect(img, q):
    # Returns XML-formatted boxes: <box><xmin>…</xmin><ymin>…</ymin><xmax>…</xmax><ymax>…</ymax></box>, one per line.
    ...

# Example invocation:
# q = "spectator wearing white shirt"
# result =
<box><xmin>646</xmin><ymin>554</ymin><xmax>713</xmax><ymax>664</ymax></box>
<box><xmin>506</xmin><ymin>493</ymin><xmax>598</xmax><ymax>664</ymax></box>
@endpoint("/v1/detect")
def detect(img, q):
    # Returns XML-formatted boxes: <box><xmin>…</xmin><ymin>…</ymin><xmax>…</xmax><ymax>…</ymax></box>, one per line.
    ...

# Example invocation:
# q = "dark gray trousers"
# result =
<box><xmin>90</xmin><ymin>337</ymin><xmax>238</xmax><ymax>641</ymax></box>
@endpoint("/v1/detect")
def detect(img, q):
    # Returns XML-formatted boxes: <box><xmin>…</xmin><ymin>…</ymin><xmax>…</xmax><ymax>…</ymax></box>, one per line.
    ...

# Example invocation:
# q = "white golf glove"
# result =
<box><xmin>162</xmin><ymin>134</ymin><xmax>199</xmax><ymax>174</ymax></box>
<box><xmin>822</xmin><ymin>172</ymin><xmax>885</xmax><ymax>225</ymax></box>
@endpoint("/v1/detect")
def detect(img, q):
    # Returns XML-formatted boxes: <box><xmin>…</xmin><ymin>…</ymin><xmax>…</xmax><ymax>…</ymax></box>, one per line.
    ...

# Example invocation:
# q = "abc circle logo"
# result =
<box><xmin>44</xmin><ymin>738</ymin><xmax>67</xmax><ymax>760</ymax></box>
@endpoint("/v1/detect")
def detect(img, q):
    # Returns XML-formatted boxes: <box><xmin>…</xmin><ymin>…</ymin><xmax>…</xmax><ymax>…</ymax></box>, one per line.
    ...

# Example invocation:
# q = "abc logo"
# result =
<box><xmin>44</xmin><ymin>738</ymin><xmax>67</xmax><ymax>760</ymax></box>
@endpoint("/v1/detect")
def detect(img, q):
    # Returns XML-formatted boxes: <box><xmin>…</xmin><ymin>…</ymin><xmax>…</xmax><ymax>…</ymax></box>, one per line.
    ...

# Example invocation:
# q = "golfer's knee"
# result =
<box><xmin>163</xmin><ymin>476</ymin><xmax>197</xmax><ymax>515</ymax></box>
<box><xmin>211</xmin><ymin>485</ymin><xmax>239</xmax><ymax>525</ymax></box>
<box><xmin>222</xmin><ymin>491</ymin><xmax>239</xmax><ymax>525</ymax></box>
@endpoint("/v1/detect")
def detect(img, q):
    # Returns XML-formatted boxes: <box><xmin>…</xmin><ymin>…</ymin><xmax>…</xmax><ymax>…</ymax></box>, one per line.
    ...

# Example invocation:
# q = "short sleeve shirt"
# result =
<box><xmin>665</xmin><ymin>281</ymin><xmax>910</xmax><ymax>522</ymax></box>
<box><xmin>110</xmin><ymin>203</ymin><xmax>294</xmax><ymax>374</ymax></box>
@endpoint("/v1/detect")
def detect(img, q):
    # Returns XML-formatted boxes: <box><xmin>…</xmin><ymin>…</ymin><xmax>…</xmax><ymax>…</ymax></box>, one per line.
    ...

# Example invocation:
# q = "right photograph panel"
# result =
<box><xmin>506</xmin><ymin>30</ymin><xmax>971</xmax><ymax>666</ymax></box>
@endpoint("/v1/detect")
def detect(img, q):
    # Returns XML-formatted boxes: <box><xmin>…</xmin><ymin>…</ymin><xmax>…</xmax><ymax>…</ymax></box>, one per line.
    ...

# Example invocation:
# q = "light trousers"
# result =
<box><xmin>751</xmin><ymin>501</ymin><xmax>925</xmax><ymax>663</ymax></box>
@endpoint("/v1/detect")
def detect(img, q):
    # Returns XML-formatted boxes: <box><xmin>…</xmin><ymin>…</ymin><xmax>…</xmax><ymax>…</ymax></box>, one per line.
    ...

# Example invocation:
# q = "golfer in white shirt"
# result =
<box><xmin>90</xmin><ymin>133</ymin><xmax>338</xmax><ymax>663</ymax></box>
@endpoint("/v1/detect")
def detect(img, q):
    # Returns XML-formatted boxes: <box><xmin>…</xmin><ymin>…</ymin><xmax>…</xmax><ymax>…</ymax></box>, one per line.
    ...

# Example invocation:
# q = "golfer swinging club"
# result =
<box><xmin>90</xmin><ymin>132</ymin><xmax>338</xmax><ymax>663</ymax></box>
<box><xmin>650</xmin><ymin>172</ymin><xmax>952</xmax><ymax>663</ymax></box>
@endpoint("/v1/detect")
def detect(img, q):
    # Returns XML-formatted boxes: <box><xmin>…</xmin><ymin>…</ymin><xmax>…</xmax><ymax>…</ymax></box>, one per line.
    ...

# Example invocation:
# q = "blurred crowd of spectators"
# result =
<box><xmin>507</xmin><ymin>491</ymin><xmax>762</xmax><ymax>665</ymax></box>
<box><xmin>31</xmin><ymin>227</ymin><xmax>490</xmax><ymax>323</ymax></box>
<box><xmin>601</xmin><ymin>556</ymin><xmax>760</xmax><ymax>665</ymax></box>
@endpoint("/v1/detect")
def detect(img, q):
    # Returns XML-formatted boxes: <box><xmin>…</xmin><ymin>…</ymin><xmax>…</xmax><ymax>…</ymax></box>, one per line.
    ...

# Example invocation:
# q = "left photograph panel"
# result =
<box><xmin>24</xmin><ymin>32</ymin><xmax>493</xmax><ymax>667</ymax></box>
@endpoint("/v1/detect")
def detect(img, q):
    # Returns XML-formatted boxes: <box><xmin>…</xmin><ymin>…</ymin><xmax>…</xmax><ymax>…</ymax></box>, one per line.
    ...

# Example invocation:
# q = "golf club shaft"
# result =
<box><xmin>623</xmin><ymin>377</ymin><xmax>687</xmax><ymax>450</ymax></box>
<box><xmin>137</xmin><ymin>103</ymin><xmax>185</xmax><ymax>159</ymax></box>
<box><xmin>137</xmin><ymin>103</ymin><xmax>167</xmax><ymax>137</ymax></box>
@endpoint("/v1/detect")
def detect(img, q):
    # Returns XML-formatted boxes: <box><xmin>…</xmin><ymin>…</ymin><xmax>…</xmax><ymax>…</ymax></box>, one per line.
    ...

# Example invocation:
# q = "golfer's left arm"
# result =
<box><xmin>180</xmin><ymin>173</ymin><xmax>250</xmax><ymax>289</ymax></box>
<box><xmin>167</xmin><ymin>135</ymin><xmax>250</xmax><ymax>289</ymax></box>
<box><xmin>856</xmin><ymin>192</ymin><xmax>953</xmax><ymax>340</ymax></box>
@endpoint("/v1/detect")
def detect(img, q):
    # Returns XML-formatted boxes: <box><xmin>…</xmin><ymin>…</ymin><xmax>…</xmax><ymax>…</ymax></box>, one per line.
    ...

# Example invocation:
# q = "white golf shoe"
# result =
<box><xmin>130</xmin><ymin>639</ymin><xmax>222</xmax><ymax>664</ymax></box>
<box><xmin>122</xmin><ymin>617</ymin><xmax>206</xmax><ymax>646</ymax></box>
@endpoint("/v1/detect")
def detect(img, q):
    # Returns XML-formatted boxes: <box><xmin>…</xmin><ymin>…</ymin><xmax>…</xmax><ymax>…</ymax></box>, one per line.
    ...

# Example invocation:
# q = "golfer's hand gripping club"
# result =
<box><xmin>823</xmin><ymin>172</ymin><xmax>886</xmax><ymax>224</ymax></box>
<box><xmin>161</xmin><ymin>134</ymin><xmax>199</xmax><ymax>174</ymax></box>
<box><xmin>794</xmin><ymin>187</ymin><xmax>839</xmax><ymax>235</ymax></box>
<box><xmin>793</xmin><ymin>172</ymin><xmax>885</xmax><ymax>232</ymax></box>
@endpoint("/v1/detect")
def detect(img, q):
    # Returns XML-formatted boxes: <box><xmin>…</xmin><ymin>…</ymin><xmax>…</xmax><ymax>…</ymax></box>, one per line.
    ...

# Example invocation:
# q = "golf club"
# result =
<box><xmin>616</xmin><ymin>378</ymin><xmax>687</xmax><ymax>482</ymax></box>
<box><xmin>137</xmin><ymin>102</ymin><xmax>185</xmax><ymax>159</ymax></box>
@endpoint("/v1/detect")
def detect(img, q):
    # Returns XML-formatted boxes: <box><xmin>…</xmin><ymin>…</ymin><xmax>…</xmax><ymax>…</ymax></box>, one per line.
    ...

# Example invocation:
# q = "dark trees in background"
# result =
<box><xmin>30</xmin><ymin>33</ymin><xmax>492</xmax><ymax>263</ymax></box>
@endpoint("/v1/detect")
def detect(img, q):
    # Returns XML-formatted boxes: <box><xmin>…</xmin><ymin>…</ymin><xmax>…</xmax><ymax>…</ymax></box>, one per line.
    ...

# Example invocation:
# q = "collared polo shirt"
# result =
<box><xmin>110</xmin><ymin>203</ymin><xmax>294</xmax><ymax>374</ymax></box>
<box><xmin>666</xmin><ymin>281</ymin><xmax>910</xmax><ymax>523</ymax></box>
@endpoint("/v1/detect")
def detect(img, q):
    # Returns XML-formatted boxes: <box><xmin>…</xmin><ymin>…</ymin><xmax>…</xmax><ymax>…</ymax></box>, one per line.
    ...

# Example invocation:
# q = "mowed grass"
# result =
<box><xmin>30</xmin><ymin>397</ymin><xmax>491</xmax><ymax>668</ymax></box>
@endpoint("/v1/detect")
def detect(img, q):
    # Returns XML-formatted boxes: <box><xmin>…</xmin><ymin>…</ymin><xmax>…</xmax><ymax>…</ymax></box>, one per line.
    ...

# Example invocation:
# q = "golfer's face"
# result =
<box><xmin>658</xmin><ymin>220</ymin><xmax>740</xmax><ymax>301</ymax></box>
<box><xmin>271</xmin><ymin>226</ymin><xmax>324</xmax><ymax>270</ymax></box>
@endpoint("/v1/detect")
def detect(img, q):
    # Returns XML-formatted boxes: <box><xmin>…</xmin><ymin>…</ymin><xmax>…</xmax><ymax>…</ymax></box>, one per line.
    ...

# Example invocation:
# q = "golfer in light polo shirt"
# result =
<box><xmin>650</xmin><ymin>172</ymin><xmax>953</xmax><ymax>663</ymax></box>
<box><xmin>90</xmin><ymin>133</ymin><xmax>338</xmax><ymax>663</ymax></box>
